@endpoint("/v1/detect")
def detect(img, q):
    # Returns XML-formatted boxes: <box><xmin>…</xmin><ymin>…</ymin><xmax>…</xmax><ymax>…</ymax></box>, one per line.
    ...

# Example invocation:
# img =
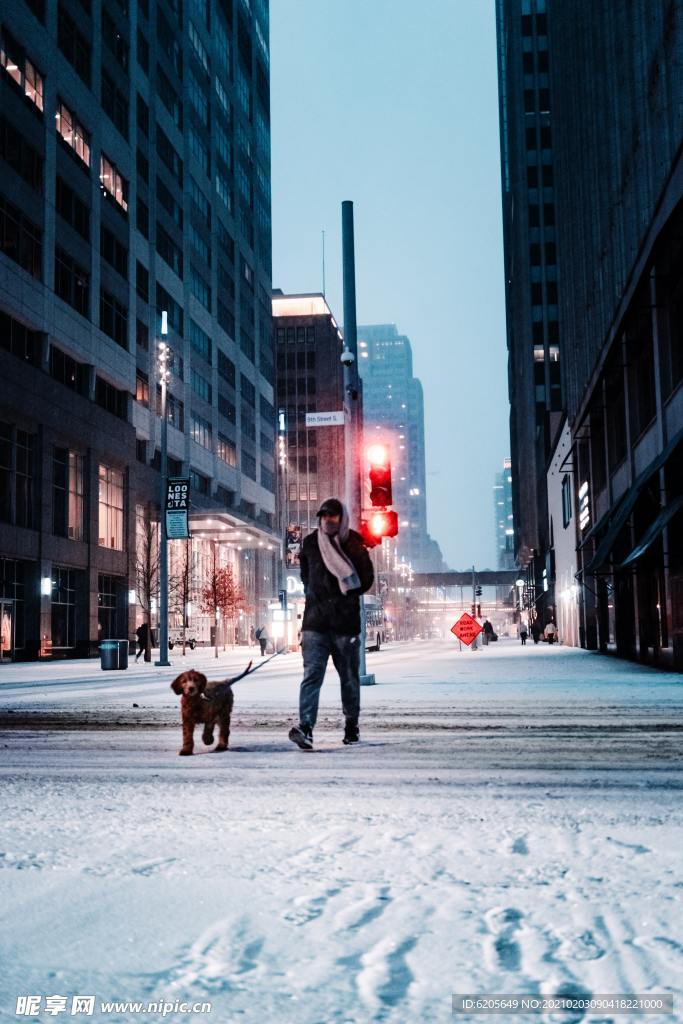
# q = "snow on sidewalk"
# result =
<box><xmin>1</xmin><ymin>641</ymin><xmax>682</xmax><ymax>1023</ymax></box>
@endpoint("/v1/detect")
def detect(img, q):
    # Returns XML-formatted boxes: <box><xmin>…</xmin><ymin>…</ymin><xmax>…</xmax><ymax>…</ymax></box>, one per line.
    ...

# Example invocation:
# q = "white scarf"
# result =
<box><xmin>317</xmin><ymin>502</ymin><xmax>360</xmax><ymax>595</ymax></box>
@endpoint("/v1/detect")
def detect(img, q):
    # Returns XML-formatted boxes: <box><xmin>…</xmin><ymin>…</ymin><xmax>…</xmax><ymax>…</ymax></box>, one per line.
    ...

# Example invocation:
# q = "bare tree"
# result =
<box><xmin>200</xmin><ymin>542</ymin><xmax>246</xmax><ymax>658</ymax></box>
<box><xmin>134</xmin><ymin>502</ymin><xmax>159</xmax><ymax>662</ymax></box>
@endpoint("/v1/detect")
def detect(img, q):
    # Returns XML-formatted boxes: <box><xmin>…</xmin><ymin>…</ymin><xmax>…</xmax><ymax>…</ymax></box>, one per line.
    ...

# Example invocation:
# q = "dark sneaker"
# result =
<box><xmin>343</xmin><ymin>719</ymin><xmax>360</xmax><ymax>745</ymax></box>
<box><xmin>288</xmin><ymin>724</ymin><xmax>313</xmax><ymax>750</ymax></box>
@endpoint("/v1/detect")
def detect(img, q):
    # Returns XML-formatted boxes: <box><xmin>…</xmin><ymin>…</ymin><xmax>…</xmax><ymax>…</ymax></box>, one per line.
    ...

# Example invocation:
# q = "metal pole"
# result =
<box><xmin>341</xmin><ymin>200</ymin><xmax>374</xmax><ymax>685</ymax></box>
<box><xmin>471</xmin><ymin>564</ymin><xmax>478</xmax><ymax>651</ymax></box>
<box><xmin>155</xmin><ymin>313</ymin><xmax>170</xmax><ymax>667</ymax></box>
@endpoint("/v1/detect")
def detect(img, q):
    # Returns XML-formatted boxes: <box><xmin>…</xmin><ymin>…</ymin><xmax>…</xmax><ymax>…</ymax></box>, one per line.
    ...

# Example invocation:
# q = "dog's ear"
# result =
<box><xmin>194</xmin><ymin>673</ymin><xmax>208</xmax><ymax>693</ymax></box>
<box><xmin>170</xmin><ymin>674</ymin><xmax>186</xmax><ymax>695</ymax></box>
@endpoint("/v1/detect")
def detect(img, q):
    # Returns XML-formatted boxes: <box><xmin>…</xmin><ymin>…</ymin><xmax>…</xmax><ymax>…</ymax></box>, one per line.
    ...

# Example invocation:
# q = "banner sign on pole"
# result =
<box><xmin>165</xmin><ymin>477</ymin><xmax>190</xmax><ymax>539</ymax></box>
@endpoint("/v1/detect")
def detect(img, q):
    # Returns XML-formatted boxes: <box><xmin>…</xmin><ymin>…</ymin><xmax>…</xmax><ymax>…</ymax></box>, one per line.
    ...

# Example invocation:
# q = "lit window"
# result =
<box><xmin>0</xmin><ymin>38</ymin><xmax>44</xmax><ymax>111</ymax></box>
<box><xmin>98</xmin><ymin>465</ymin><xmax>124</xmax><ymax>549</ymax></box>
<box><xmin>56</xmin><ymin>101</ymin><xmax>91</xmax><ymax>166</ymax></box>
<box><xmin>100</xmin><ymin>154</ymin><xmax>128</xmax><ymax>212</ymax></box>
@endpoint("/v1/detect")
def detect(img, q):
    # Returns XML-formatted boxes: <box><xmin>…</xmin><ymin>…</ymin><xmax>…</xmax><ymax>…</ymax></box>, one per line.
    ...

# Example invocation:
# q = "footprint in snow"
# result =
<box><xmin>332</xmin><ymin>885</ymin><xmax>391</xmax><ymax>932</ymax></box>
<box><xmin>606</xmin><ymin>837</ymin><xmax>650</xmax><ymax>854</ymax></box>
<box><xmin>557</xmin><ymin>929</ymin><xmax>606</xmax><ymax>962</ymax></box>
<box><xmin>483</xmin><ymin>906</ymin><xmax>524</xmax><ymax>974</ymax></box>
<box><xmin>131</xmin><ymin>857</ymin><xmax>177</xmax><ymax>876</ymax></box>
<box><xmin>511</xmin><ymin>835</ymin><xmax>529</xmax><ymax>855</ymax></box>
<box><xmin>283</xmin><ymin>887</ymin><xmax>340</xmax><ymax>925</ymax></box>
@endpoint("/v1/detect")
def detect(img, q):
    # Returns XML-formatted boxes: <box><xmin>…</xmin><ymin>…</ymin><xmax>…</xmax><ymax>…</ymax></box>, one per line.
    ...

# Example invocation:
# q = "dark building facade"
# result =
<box><xmin>272</xmin><ymin>292</ymin><xmax>346</xmax><ymax>546</ymax></box>
<box><xmin>1</xmin><ymin>0</ymin><xmax>277</xmax><ymax>660</ymax></box>
<box><xmin>497</xmin><ymin>0</ymin><xmax>683</xmax><ymax>667</ymax></box>
<box><xmin>496</xmin><ymin>0</ymin><xmax>562</xmax><ymax>624</ymax></box>
<box><xmin>549</xmin><ymin>1</ymin><xmax>683</xmax><ymax>667</ymax></box>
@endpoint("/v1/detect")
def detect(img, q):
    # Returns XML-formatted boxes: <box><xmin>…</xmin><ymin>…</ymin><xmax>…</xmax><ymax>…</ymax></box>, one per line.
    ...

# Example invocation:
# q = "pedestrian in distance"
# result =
<box><xmin>544</xmin><ymin>620</ymin><xmax>557</xmax><ymax>644</ymax></box>
<box><xmin>482</xmin><ymin>619</ymin><xmax>494</xmax><ymax>646</ymax></box>
<box><xmin>530</xmin><ymin>621</ymin><xmax>542</xmax><ymax>644</ymax></box>
<box><xmin>135</xmin><ymin>621</ymin><xmax>150</xmax><ymax>662</ymax></box>
<box><xmin>520</xmin><ymin>625</ymin><xmax>528</xmax><ymax>645</ymax></box>
<box><xmin>288</xmin><ymin>497</ymin><xmax>374</xmax><ymax>751</ymax></box>
<box><xmin>255</xmin><ymin>624</ymin><xmax>268</xmax><ymax>656</ymax></box>
<box><xmin>249</xmin><ymin>625</ymin><xmax>256</xmax><ymax>647</ymax></box>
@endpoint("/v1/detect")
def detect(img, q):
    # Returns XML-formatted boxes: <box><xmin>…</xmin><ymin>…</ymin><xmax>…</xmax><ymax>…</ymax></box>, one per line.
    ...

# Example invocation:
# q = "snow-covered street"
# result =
<box><xmin>1</xmin><ymin>640</ymin><xmax>682</xmax><ymax>1023</ymax></box>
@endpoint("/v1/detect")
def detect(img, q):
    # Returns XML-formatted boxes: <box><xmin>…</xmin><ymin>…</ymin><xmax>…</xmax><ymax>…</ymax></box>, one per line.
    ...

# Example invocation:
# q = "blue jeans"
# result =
<box><xmin>299</xmin><ymin>630</ymin><xmax>361</xmax><ymax>729</ymax></box>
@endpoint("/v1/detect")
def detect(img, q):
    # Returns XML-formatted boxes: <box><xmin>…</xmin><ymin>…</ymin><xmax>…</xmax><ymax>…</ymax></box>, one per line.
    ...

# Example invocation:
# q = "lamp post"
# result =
<box><xmin>155</xmin><ymin>311</ymin><xmax>171</xmax><ymax>667</ymax></box>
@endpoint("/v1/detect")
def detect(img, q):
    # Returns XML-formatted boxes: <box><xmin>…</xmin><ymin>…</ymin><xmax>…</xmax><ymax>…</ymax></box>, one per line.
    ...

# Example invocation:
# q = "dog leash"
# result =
<box><xmin>229</xmin><ymin>648</ymin><xmax>287</xmax><ymax>684</ymax></box>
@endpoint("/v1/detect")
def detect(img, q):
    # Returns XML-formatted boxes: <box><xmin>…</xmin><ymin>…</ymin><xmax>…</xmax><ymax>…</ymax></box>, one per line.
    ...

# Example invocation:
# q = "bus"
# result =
<box><xmin>364</xmin><ymin>595</ymin><xmax>387</xmax><ymax>652</ymax></box>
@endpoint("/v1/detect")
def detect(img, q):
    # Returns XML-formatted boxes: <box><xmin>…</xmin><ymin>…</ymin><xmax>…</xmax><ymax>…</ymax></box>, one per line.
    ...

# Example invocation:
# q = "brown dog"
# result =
<box><xmin>170</xmin><ymin>663</ymin><xmax>252</xmax><ymax>756</ymax></box>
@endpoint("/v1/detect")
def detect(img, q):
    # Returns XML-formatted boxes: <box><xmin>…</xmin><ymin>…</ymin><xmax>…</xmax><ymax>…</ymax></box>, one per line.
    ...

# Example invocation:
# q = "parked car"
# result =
<box><xmin>168</xmin><ymin>635</ymin><xmax>197</xmax><ymax>650</ymax></box>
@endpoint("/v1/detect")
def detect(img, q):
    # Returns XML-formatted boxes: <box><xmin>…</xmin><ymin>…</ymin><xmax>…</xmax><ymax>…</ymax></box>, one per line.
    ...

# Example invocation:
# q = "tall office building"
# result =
<box><xmin>272</xmin><ymin>291</ymin><xmax>346</xmax><ymax>543</ymax></box>
<box><xmin>0</xmin><ymin>0</ymin><xmax>277</xmax><ymax>660</ymax></box>
<box><xmin>547</xmin><ymin>2</ymin><xmax>682</xmax><ymax>667</ymax></box>
<box><xmin>493</xmin><ymin>457</ymin><xmax>515</xmax><ymax>570</ymax></box>
<box><xmin>497</xmin><ymin>0</ymin><xmax>683</xmax><ymax>667</ymax></box>
<box><xmin>496</xmin><ymin>0</ymin><xmax>562</xmax><ymax>617</ymax></box>
<box><xmin>357</xmin><ymin>323</ymin><xmax>445</xmax><ymax>572</ymax></box>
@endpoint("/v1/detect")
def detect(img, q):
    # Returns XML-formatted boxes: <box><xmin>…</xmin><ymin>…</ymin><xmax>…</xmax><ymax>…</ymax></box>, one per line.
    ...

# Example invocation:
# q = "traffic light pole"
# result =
<box><xmin>342</xmin><ymin>200</ymin><xmax>374</xmax><ymax>686</ymax></box>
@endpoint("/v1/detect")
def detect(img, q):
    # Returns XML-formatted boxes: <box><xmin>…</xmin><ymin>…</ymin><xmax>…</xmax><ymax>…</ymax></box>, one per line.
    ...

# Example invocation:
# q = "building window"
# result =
<box><xmin>217</xmin><ymin>349</ymin><xmax>235</xmax><ymax>385</ymax></box>
<box><xmin>51</xmin><ymin>566</ymin><xmax>77</xmax><ymax>648</ymax></box>
<box><xmin>190</xmin><ymin>266</ymin><xmax>211</xmax><ymax>310</ymax></box>
<box><xmin>57</xmin><ymin>6</ymin><xmax>90</xmax><ymax>84</ymax></box>
<box><xmin>53</xmin><ymin>448</ymin><xmax>85</xmax><ymax>540</ymax></box>
<box><xmin>242</xmin><ymin>451</ymin><xmax>256</xmax><ymax>480</ymax></box>
<box><xmin>190</xmin><ymin>469</ymin><xmax>209</xmax><ymax>494</ymax></box>
<box><xmin>98</xmin><ymin>574</ymin><xmax>124</xmax><ymax>640</ymax></box>
<box><xmin>190</xmin><ymin>411</ymin><xmax>212</xmax><ymax>449</ymax></box>
<box><xmin>98</xmin><ymin>464</ymin><xmax>124</xmax><ymax>549</ymax></box>
<box><xmin>100</xmin><ymin>155</ymin><xmax>128</xmax><ymax>212</ymax></box>
<box><xmin>55</xmin><ymin>178</ymin><xmax>90</xmax><ymax>240</ymax></box>
<box><xmin>261</xmin><ymin>465</ymin><xmax>274</xmax><ymax>492</ymax></box>
<box><xmin>0</xmin><ymin>33</ymin><xmax>44</xmax><ymax>110</ymax></box>
<box><xmin>56</xmin><ymin>100</ymin><xmax>90</xmax><ymax>165</ymax></box>
<box><xmin>100</xmin><ymin>289</ymin><xmax>128</xmax><ymax>348</ymax></box>
<box><xmin>55</xmin><ymin>247</ymin><xmax>90</xmax><ymax>315</ymax></box>
<box><xmin>218</xmin><ymin>392</ymin><xmax>236</xmax><ymax>422</ymax></box>
<box><xmin>101</xmin><ymin>9</ymin><xmax>128</xmax><ymax>70</ymax></box>
<box><xmin>191</xmin><ymin>369</ymin><xmax>211</xmax><ymax>403</ymax></box>
<box><xmin>100</xmin><ymin>226</ymin><xmax>128</xmax><ymax>278</ymax></box>
<box><xmin>0</xmin><ymin>195</ymin><xmax>42</xmax><ymax>280</ymax></box>
<box><xmin>135</xmin><ymin>369</ymin><xmax>149</xmax><ymax>406</ymax></box>
<box><xmin>217</xmin><ymin>433</ymin><xmax>236</xmax><ymax>466</ymax></box>
<box><xmin>156</xmin><ymin>222</ymin><xmax>183</xmax><ymax>277</ymax></box>
<box><xmin>0</xmin><ymin>117</ymin><xmax>43</xmax><ymax>192</ymax></box>
<box><xmin>190</xmin><ymin>319</ymin><xmax>212</xmax><ymax>362</ymax></box>
<box><xmin>136</xmin><ymin>197</ymin><xmax>149</xmax><ymax>238</ymax></box>
<box><xmin>0</xmin><ymin>424</ymin><xmax>35</xmax><ymax>529</ymax></box>
<box><xmin>136</xmin><ymin>318</ymin><xmax>149</xmax><ymax>350</ymax></box>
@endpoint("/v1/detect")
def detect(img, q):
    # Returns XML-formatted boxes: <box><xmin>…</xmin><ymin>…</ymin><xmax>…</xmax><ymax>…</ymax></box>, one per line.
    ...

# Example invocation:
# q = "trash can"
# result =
<box><xmin>100</xmin><ymin>639</ymin><xmax>129</xmax><ymax>670</ymax></box>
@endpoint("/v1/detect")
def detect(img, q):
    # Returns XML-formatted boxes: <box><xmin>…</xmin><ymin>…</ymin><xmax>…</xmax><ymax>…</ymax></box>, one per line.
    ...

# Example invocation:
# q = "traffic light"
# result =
<box><xmin>367</xmin><ymin>444</ymin><xmax>392</xmax><ymax>507</ymax></box>
<box><xmin>475</xmin><ymin>585</ymin><xmax>482</xmax><ymax>597</ymax></box>
<box><xmin>360</xmin><ymin>510</ymin><xmax>399</xmax><ymax>547</ymax></box>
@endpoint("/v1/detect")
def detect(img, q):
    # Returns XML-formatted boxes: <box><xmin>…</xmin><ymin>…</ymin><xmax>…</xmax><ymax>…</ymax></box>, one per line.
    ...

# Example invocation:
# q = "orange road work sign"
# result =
<box><xmin>450</xmin><ymin>612</ymin><xmax>483</xmax><ymax>647</ymax></box>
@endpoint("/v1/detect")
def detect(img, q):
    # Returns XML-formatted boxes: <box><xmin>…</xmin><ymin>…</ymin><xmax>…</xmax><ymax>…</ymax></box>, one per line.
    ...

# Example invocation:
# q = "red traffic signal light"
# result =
<box><xmin>360</xmin><ymin>510</ymin><xmax>399</xmax><ymax>547</ymax></box>
<box><xmin>367</xmin><ymin>445</ymin><xmax>392</xmax><ymax>507</ymax></box>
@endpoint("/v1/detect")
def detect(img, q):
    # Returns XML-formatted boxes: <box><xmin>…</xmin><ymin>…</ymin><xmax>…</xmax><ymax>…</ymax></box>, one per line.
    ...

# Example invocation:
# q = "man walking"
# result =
<box><xmin>288</xmin><ymin>498</ymin><xmax>374</xmax><ymax>751</ymax></box>
<box><xmin>135</xmin><ymin>621</ymin><xmax>150</xmax><ymax>662</ymax></box>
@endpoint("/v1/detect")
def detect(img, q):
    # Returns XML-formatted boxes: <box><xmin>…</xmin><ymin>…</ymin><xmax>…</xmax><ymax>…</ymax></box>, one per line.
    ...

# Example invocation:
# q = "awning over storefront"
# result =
<box><xmin>615</xmin><ymin>493</ymin><xmax>683</xmax><ymax>570</ymax></box>
<box><xmin>188</xmin><ymin>510</ymin><xmax>280</xmax><ymax>552</ymax></box>
<box><xmin>581</xmin><ymin>425</ymin><xmax>683</xmax><ymax>575</ymax></box>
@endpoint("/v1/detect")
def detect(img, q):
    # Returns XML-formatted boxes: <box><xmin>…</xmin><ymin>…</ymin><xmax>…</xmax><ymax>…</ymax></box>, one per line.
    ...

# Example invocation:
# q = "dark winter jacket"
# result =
<box><xmin>300</xmin><ymin>528</ymin><xmax>374</xmax><ymax>636</ymax></box>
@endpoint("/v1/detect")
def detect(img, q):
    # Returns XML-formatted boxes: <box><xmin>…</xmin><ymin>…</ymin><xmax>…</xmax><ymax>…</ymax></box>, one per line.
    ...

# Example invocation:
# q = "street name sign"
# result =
<box><xmin>451</xmin><ymin>612</ymin><xmax>483</xmax><ymax>646</ymax></box>
<box><xmin>165</xmin><ymin>477</ymin><xmax>190</xmax><ymax>539</ymax></box>
<box><xmin>305</xmin><ymin>411</ymin><xmax>345</xmax><ymax>427</ymax></box>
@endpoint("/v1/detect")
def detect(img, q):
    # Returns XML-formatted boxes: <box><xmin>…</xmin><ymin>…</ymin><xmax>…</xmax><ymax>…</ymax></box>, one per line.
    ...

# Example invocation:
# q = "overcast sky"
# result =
<box><xmin>270</xmin><ymin>0</ymin><xmax>509</xmax><ymax>570</ymax></box>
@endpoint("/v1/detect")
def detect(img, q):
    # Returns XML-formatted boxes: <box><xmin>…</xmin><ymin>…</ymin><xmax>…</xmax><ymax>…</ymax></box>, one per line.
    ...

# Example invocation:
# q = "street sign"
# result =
<box><xmin>450</xmin><ymin>612</ymin><xmax>483</xmax><ymax>647</ymax></box>
<box><xmin>305</xmin><ymin>411</ymin><xmax>345</xmax><ymax>427</ymax></box>
<box><xmin>165</xmin><ymin>477</ymin><xmax>190</xmax><ymax>539</ymax></box>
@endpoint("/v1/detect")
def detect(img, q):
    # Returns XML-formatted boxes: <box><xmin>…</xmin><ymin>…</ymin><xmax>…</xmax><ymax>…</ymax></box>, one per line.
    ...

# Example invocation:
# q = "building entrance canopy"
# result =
<box><xmin>188</xmin><ymin>511</ymin><xmax>280</xmax><ymax>553</ymax></box>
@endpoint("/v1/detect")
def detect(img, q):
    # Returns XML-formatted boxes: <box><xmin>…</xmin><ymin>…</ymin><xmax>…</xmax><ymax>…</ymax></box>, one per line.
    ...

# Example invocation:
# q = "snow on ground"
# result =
<box><xmin>1</xmin><ymin>640</ymin><xmax>682</xmax><ymax>1023</ymax></box>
